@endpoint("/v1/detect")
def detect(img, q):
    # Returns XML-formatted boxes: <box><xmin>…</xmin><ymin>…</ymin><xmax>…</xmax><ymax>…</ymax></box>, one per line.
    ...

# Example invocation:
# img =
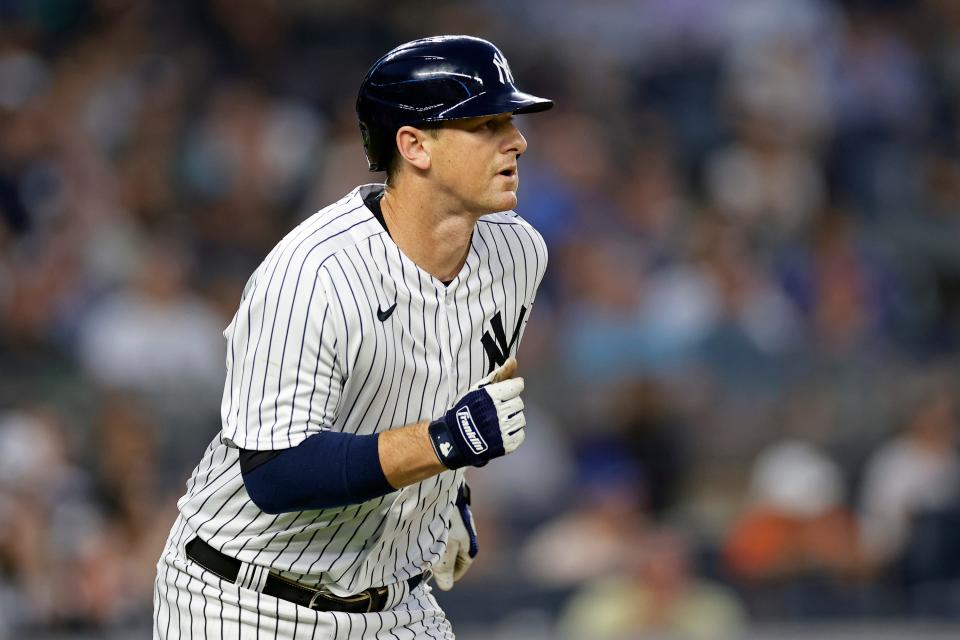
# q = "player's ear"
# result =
<box><xmin>395</xmin><ymin>126</ymin><xmax>432</xmax><ymax>171</ymax></box>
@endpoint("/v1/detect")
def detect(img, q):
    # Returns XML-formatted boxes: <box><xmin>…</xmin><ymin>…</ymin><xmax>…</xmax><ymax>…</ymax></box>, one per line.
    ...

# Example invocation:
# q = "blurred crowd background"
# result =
<box><xmin>2</xmin><ymin>0</ymin><xmax>960</xmax><ymax>638</ymax></box>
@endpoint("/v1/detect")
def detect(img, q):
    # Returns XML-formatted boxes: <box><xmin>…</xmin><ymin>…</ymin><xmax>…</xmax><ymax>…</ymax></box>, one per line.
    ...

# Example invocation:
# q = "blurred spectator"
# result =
<box><xmin>520</xmin><ymin>445</ymin><xmax>647</xmax><ymax>587</ymax></box>
<box><xmin>0</xmin><ymin>407</ymin><xmax>98</xmax><ymax>631</ymax></box>
<box><xmin>559</xmin><ymin>527</ymin><xmax>746</xmax><ymax>640</ymax></box>
<box><xmin>76</xmin><ymin>237</ymin><xmax>223</xmax><ymax>403</ymax></box>
<box><xmin>692</xmin><ymin>220</ymin><xmax>803</xmax><ymax>379</ymax></box>
<box><xmin>613</xmin><ymin>138</ymin><xmax>691</xmax><ymax>254</ymax></box>
<box><xmin>181</xmin><ymin>82</ymin><xmax>323</xmax><ymax>211</ymax></box>
<box><xmin>75</xmin><ymin>236</ymin><xmax>224</xmax><ymax>468</ymax></box>
<box><xmin>858</xmin><ymin>374</ymin><xmax>960</xmax><ymax>573</ymax></box>
<box><xmin>778</xmin><ymin>210</ymin><xmax>902</xmax><ymax>356</ymax></box>
<box><xmin>830</xmin><ymin>5</ymin><xmax>929</xmax><ymax>216</ymax></box>
<box><xmin>606</xmin><ymin>377</ymin><xmax>689</xmax><ymax>515</ymax></box>
<box><xmin>723</xmin><ymin>441</ymin><xmax>864</xmax><ymax>590</ymax></box>
<box><xmin>705</xmin><ymin>119</ymin><xmax>826</xmax><ymax>238</ymax></box>
<box><xmin>558</xmin><ymin>237</ymin><xmax>654</xmax><ymax>382</ymax></box>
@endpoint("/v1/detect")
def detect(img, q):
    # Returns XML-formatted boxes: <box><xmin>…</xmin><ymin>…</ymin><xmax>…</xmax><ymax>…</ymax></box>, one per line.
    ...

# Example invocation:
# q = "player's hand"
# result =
<box><xmin>468</xmin><ymin>356</ymin><xmax>517</xmax><ymax>393</ymax></box>
<box><xmin>428</xmin><ymin>358</ymin><xmax>525</xmax><ymax>469</ymax></box>
<box><xmin>434</xmin><ymin>484</ymin><xmax>478</xmax><ymax>591</ymax></box>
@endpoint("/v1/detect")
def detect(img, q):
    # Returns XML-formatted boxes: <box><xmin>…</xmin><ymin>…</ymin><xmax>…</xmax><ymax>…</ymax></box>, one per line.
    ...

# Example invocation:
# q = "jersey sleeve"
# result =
<box><xmin>220</xmin><ymin>260</ymin><xmax>344</xmax><ymax>451</ymax></box>
<box><xmin>513</xmin><ymin>222</ymin><xmax>549</xmax><ymax>355</ymax></box>
<box><xmin>528</xmin><ymin>224</ymin><xmax>549</xmax><ymax>296</ymax></box>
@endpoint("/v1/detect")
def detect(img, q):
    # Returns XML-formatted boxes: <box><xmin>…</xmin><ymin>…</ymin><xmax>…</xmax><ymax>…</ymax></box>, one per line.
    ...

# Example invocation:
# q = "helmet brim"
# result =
<box><xmin>427</xmin><ymin>88</ymin><xmax>554</xmax><ymax>122</ymax></box>
<box><xmin>511</xmin><ymin>90</ymin><xmax>555</xmax><ymax>114</ymax></box>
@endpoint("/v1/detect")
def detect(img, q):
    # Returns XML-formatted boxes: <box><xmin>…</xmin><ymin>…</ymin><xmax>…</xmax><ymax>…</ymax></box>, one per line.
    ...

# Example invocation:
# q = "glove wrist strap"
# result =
<box><xmin>428</xmin><ymin>419</ymin><xmax>466</xmax><ymax>469</ymax></box>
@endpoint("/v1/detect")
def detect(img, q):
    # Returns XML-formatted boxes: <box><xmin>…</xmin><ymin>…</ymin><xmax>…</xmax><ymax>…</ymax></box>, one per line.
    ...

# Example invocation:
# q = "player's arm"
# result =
<box><xmin>238</xmin><ymin>422</ymin><xmax>442</xmax><ymax>513</ymax></box>
<box><xmin>376</xmin><ymin>421</ymin><xmax>445</xmax><ymax>487</ymax></box>
<box><xmin>240</xmin><ymin>358</ymin><xmax>524</xmax><ymax>514</ymax></box>
<box><xmin>380</xmin><ymin>356</ymin><xmax>523</xmax><ymax>485</ymax></box>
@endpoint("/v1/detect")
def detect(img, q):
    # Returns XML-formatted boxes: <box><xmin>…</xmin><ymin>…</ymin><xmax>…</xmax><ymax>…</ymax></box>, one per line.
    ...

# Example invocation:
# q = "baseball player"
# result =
<box><xmin>153</xmin><ymin>35</ymin><xmax>552</xmax><ymax>638</ymax></box>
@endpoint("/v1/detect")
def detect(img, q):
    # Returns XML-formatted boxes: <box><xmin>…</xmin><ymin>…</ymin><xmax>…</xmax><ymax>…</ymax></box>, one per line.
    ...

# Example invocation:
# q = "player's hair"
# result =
<box><xmin>384</xmin><ymin>121</ymin><xmax>442</xmax><ymax>183</ymax></box>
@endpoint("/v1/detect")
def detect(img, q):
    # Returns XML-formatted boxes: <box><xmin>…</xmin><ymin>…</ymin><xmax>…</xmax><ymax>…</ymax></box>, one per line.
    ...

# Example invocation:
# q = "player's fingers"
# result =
<box><xmin>476</xmin><ymin>357</ymin><xmax>518</xmax><ymax>388</ymax></box>
<box><xmin>503</xmin><ymin>427</ymin><xmax>525</xmax><ymax>454</ymax></box>
<box><xmin>435</xmin><ymin>563</ymin><xmax>453</xmax><ymax>582</ymax></box>
<box><xmin>434</xmin><ymin>571</ymin><xmax>454</xmax><ymax>591</ymax></box>
<box><xmin>436</xmin><ymin>544</ymin><xmax>456</xmax><ymax>571</ymax></box>
<box><xmin>490</xmin><ymin>357</ymin><xmax>517</xmax><ymax>383</ymax></box>
<box><xmin>453</xmin><ymin>553</ymin><xmax>474</xmax><ymax>581</ymax></box>
<box><xmin>503</xmin><ymin>410</ymin><xmax>526</xmax><ymax>435</ymax></box>
<box><xmin>433</xmin><ymin>546</ymin><xmax>457</xmax><ymax>591</ymax></box>
<box><xmin>486</xmin><ymin>377</ymin><xmax>524</xmax><ymax>401</ymax></box>
<box><xmin>499</xmin><ymin>396</ymin><xmax>523</xmax><ymax>419</ymax></box>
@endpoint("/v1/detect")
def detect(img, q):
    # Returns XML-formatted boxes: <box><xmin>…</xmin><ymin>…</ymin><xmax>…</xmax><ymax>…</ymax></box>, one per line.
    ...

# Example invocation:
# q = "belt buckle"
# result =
<box><xmin>308</xmin><ymin>589</ymin><xmax>374</xmax><ymax>613</ymax></box>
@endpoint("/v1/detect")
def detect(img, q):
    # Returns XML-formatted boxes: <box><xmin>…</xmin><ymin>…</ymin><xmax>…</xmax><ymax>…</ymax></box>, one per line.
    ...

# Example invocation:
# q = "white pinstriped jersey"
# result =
<box><xmin>175</xmin><ymin>184</ymin><xmax>547</xmax><ymax>597</ymax></box>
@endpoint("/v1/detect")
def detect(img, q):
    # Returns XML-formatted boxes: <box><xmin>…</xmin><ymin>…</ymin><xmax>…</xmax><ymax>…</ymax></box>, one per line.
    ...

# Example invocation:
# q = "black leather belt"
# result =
<box><xmin>185</xmin><ymin>537</ymin><xmax>423</xmax><ymax>613</ymax></box>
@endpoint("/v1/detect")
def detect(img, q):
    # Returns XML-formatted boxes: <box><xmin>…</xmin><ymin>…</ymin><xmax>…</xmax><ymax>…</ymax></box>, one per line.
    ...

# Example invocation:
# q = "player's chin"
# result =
<box><xmin>487</xmin><ymin>187</ymin><xmax>519</xmax><ymax>212</ymax></box>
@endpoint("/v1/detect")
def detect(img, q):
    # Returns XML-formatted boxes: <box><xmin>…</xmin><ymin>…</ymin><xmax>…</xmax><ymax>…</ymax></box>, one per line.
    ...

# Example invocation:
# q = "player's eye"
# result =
<box><xmin>473</xmin><ymin>116</ymin><xmax>512</xmax><ymax>133</ymax></box>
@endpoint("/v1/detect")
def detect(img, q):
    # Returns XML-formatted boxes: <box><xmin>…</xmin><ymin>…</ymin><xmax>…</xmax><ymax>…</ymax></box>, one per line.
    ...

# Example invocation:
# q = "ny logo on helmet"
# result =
<box><xmin>492</xmin><ymin>52</ymin><xmax>514</xmax><ymax>85</ymax></box>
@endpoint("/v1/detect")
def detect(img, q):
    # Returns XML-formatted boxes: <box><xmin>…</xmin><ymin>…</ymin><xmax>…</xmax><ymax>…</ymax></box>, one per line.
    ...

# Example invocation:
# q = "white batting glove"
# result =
<box><xmin>434</xmin><ymin>484</ymin><xmax>478</xmax><ymax>591</ymax></box>
<box><xmin>428</xmin><ymin>358</ymin><xmax>526</xmax><ymax>469</ymax></box>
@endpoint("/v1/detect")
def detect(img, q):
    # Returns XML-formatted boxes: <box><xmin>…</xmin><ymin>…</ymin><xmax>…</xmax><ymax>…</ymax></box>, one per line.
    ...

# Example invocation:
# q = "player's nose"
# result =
<box><xmin>504</xmin><ymin>122</ymin><xmax>527</xmax><ymax>156</ymax></box>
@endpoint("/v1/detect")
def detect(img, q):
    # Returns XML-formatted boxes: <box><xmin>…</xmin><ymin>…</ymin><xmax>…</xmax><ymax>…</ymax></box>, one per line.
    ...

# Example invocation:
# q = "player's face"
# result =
<box><xmin>429</xmin><ymin>113</ymin><xmax>528</xmax><ymax>214</ymax></box>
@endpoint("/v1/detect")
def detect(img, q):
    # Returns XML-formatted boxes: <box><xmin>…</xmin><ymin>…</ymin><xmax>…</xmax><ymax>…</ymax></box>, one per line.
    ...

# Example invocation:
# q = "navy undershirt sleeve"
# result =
<box><xmin>239</xmin><ymin>431</ymin><xmax>395</xmax><ymax>514</ymax></box>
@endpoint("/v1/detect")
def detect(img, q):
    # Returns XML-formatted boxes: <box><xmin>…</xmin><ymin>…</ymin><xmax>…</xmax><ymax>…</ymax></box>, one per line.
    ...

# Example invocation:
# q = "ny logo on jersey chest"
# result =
<box><xmin>481</xmin><ymin>306</ymin><xmax>527</xmax><ymax>373</ymax></box>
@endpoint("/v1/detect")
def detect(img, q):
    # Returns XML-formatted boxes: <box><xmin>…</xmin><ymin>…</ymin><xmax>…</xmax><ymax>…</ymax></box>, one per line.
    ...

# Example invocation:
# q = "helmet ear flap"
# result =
<box><xmin>359</xmin><ymin>121</ymin><xmax>394</xmax><ymax>172</ymax></box>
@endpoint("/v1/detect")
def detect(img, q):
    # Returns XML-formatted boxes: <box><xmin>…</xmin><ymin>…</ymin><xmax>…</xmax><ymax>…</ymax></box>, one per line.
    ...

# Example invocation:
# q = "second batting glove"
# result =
<box><xmin>434</xmin><ymin>483</ymin><xmax>478</xmax><ymax>591</ymax></box>
<box><xmin>428</xmin><ymin>358</ymin><xmax>526</xmax><ymax>469</ymax></box>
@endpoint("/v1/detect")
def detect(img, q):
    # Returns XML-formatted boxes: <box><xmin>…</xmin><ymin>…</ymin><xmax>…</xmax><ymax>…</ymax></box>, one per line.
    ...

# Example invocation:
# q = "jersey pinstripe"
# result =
<box><xmin>174</xmin><ymin>184</ymin><xmax>548</xmax><ymax>598</ymax></box>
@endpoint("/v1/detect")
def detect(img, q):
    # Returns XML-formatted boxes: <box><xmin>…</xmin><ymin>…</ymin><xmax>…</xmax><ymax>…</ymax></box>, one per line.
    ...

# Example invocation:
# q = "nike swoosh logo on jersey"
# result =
<box><xmin>377</xmin><ymin>301</ymin><xmax>398</xmax><ymax>321</ymax></box>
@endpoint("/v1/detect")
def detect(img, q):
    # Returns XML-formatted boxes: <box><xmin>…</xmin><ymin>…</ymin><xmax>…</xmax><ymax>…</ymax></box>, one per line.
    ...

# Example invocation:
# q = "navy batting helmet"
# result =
<box><xmin>356</xmin><ymin>35</ymin><xmax>554</xmax><ymax>172</ymax></box>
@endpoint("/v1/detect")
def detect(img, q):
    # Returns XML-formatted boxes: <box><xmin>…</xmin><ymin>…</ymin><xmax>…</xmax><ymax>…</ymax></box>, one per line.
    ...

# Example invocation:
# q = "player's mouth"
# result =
<box><xmin>497</xmin><ymin>166</ymin><xmax>517</xmax><ymax>178</ymax></box>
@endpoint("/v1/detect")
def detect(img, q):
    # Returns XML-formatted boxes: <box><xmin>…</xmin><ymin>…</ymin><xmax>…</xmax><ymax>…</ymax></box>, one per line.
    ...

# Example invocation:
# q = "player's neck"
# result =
<box><xmin>380</xmin><ymin>183</ymin><xmax>477</xmax><ymax>283</ymax></box>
